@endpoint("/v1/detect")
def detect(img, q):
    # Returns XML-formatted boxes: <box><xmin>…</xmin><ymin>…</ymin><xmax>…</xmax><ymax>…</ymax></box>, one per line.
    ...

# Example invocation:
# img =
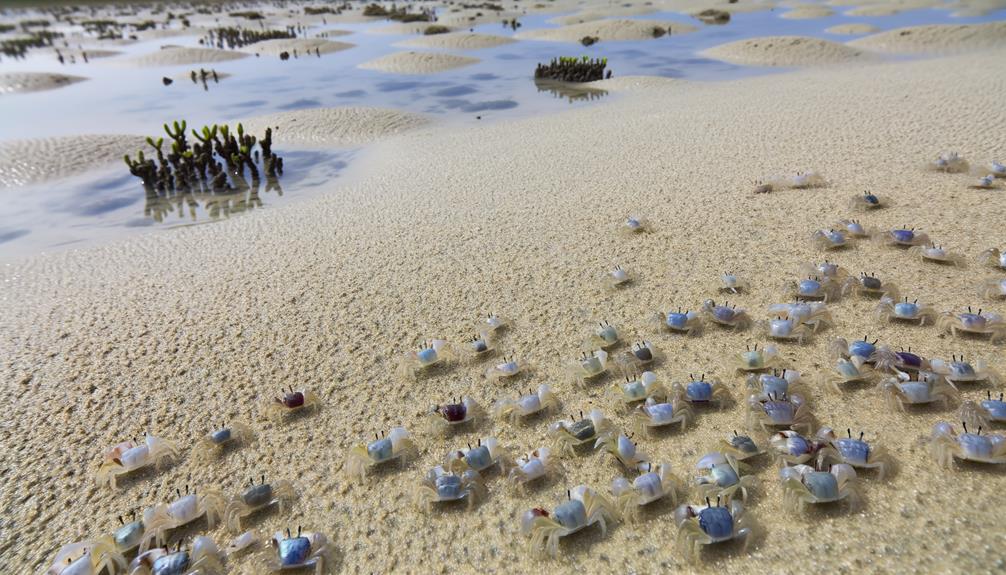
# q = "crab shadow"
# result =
<box><xmin>113</xmin><ymin>462</ymin><xmax>177</xmax><ymax>491</ymax></box>
<box><xmin>556</xmin><ymin>520</ymin><xmax>620</xmax><ymax>557</ymax></box>
<box><xmin>954</xmin><ymin>459</ymin><xmax>1006</xmax><ymax>476</ymax></box>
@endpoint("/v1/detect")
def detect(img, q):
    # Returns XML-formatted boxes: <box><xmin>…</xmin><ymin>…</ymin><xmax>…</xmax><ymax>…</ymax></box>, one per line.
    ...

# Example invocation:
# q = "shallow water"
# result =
<box><xmin>0</xmin><ymin>3</ymin><xmax>1003</xmax><ymax>256</ymax></box>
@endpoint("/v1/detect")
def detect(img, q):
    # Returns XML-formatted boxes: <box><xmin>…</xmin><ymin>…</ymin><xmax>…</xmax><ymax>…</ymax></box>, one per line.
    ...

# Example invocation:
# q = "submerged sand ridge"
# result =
<box><xmin>397</xmin><ymin>32</ymin><xmax>516</xmax><ymax>50</ymax></box>
<box><xmin>117</xmin><ymin>46</ymin><xmax>248</xmax><ymax>67</ymax></box>
<box><xmin>238</xmin><ymin>107</ymin><xmax>430</xmax><ymax>147</ymax></box>
<box><xmin>0</xmin><ymin>134</ymin><xmax>147</xmax><ymax>188</ymax></box>
<box><xmin>358</xmin><ymin>51</ymin><xmax>479</xmax><ymax>74</ymax></box>
<box><xmin>4</xmin><ymin>45</ymin><xmax>1006</xmax><ymax>573</ymax></box>
<box><xmin>0</xmin><ymin>72</ymin><xmax>87</xmax><ymax>95</ymax></box>
<box><xmin>702</xmin><ymin>36</ymin><xmax>876</xmax><ymax>66</ymax></box>
<box><xmin>237</xmin><ymin>37</ymin><xmax>354</xmax><ymax>56</ymax></box>
<box><xmin>515</xmin><ymin>18</ymin><xmax>698</xmax><ymax>42</ymax></box>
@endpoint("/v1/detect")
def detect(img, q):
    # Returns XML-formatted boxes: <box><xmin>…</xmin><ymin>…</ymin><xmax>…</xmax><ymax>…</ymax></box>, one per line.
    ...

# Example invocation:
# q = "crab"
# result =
<box><xmin>675</xmin><ymin>498</ymin><xmax>752</xmax><ymax>563</ymax></box>
<box><xmin>428</xmin><ymin>396</ymin><xmax>482</xmax><ymax>435</ymax></box>
<box><xmin>193</xmin><ymin>421</ymin><xmax>255</xmax><ymax>462</ymax></box>
<box><xmin>874</xmin><ymin>296</ymin><xmax>937</xmax><ymax>325</ymax></box>
<box><xmin>971</xmin><ymin>174</ymin><xmax>998</xmax><ymax>189</ymax></box>
<box><xmin>521</xmin><ymin>486</ymin><xmax>619</xmax><ymax>557</ymax></box>
<box><xmin>484</xmin><ymin>353</ymin><xmax>530</xmax><ymax>381</ymax></box>
<box><xmin>930</xmin><ymin>355</ymin><xmax>1000</xmax><ymax>386</ymax></box>
<box><xmin>617</xmin><ymin>340</ymin><xmax>662</xmax><ymax>373</ymax></box>
<box><xmin>466</xmin><ymin>332</ymin><xmax>496</xmax><ymax>357</ymax></box>
<box><xmin>828</xmin><ymin>335</ymin><xmax>896</xmax><ymax>368</ymax></box>
<box><xmin>345</xmin><ymin>427</ymin><xmax>417</xmax><ymax>483</ymax></box>
<box><xmin>701</xmin><ymin>299</ymin><xmax>751</xmax><ymax>329</ymax></box>
<box><xmin>263</xmin><ymin>387</ymin><xmax>320</xmax><ymax>421</ymax></box>
<box><xmin>446</xmin><ymin>437</ymin><xmax>512</xmax><ymax>474</ymax></box>
<box><xmin>780</xmin><ymin>463</ymin><xmax>859</xmax><ymax>512</ymax></box>
<box><xmin>672</xmin><ymin>374</ymin><xmax>731</xmax><ymax>409</ymax></box>
<box><xmin>851</xmin><ymin>272</ymin><xmax>899</xmax><ymax>300</ymax></box>
<box><xmin>632</xmin><ymin>397</ymin><xmax>693</xmax><ymax>435</ymax></box>
<box><xmin>879</xmin><ymin>371</ymin><xmax>958</xmax><ymax>411</ymax></box>
<box><xmin>128</xmin><ymin>536</ymin><xmax>223</xmax><ymax>575</ymax></box>
<box><xmin>767</xmin><ymin>301</ymin><xmax>833</xmax><ymax>332</ymax></box>
<box><xmin>821</xmin><ymin>356</ymin><xmax>876</xmax><ymax>393</ymax></box>
<box><xmin>790</xmin><ymin>170</ymin><xmax>825</xmax><ymax>188</ymax></box>
<box><xmin>610</xmin><ymin>372</ymin><xmax>666</xmax><ymax>407</ymax></box>
<box><xmin>929</xmin><ymin>151</ymin><xmax>969</xmax><ymax>173</ymax></box>
<box><xmin>937</xmin><ymin>307</ymin><xmax>1006</xmax><ymax>343</ymax></box>
<box><xmin>798</xmin><ymin>260</ymin><xmax>850</xmax><ymax>283</ymax></box>
<box><xmin>782</xmin><ymin>276</ymin><xmax>846</xmax><ymax>302</ymax></box>
<box><xmin>758</xmin><ymin>317</ymin><xmax>812</xmax><ymax>344</ymax></box>
<box><xmin>991</xmin><ymin>160</ymin><xmax>1006</xmax><ymax>178</ymax></box>
<box><xmin>719</xmin><ymin>431</ymin><xmax>766</xmax><ymax>461</ymax></box>
<box><xmin>265</xmin><ymin>528</ymin><xmax>329</xmax><ymax>574</ymax></box>
<box><xmin>815</xmin><ymin>427</ymin><xmax>892</xmax><ymax>480</ymax></box>
<box><xmin>875</xmin><ymin>227</ymin><xmax>930</xmax><ymax>248</ymax></box>
<box><xmin>770</xmin><ymin>430</ymin><xmax>823</xmax><ymax>466</ymax></box>
<box><xmin>96</xmin><ymin>433</ymin><xmax>179</xmax><ymax>490</ymax></box>
<box><xmin>694</xmin><ymin>452</ymin><xmax>757</xmax><ymax>503</ymax></box>
<box><xmin>747</xmin><ymin>392</ymin><xmax>813</xmax><ymax>434</ymax></box>
<box><xmin>587</xmin><ymin>320</ymin><xmax>620</xmax><ymax>348</ymax></box>
<box><xmin>978</xmin><ymin>248</ymin><xmax>1006</xmax><ymax>271</ymax></box>
<box><xmin>548</xmin><ymin>409</ymin><xmax>615</xmax><ymax>456</ymax></box>
<box><xmin>960</xmin><ymin>391</ymin><xmax>1006</xmax><ymax>429</ymax></box>
<box><xmin>139</xmin><ymin>487</ymin><xmax>226</xmax><ymax>552</ymax></box>
<box><xmin>480</xmin><ymin>312</ymin><xmax>509</xmax><ymax>334</ymax></box>
<box><xmin>978</xmin><ymin>278</ymin><xmax>1006</xmax><ymax>300</ymax></box>
<box><xmin>752</xmin><ymin>179</ymin><xmax>774</xmax><ymax>194</ymax></box>
<box><xmin>622</xmin><ymin>215</ymin><xmax>651</xmax><ymax>234</ymax></box>
<box><xmin>732</xmin><ymin>342</ymin><xmax>781</xmax><ymax>373</ymax></box>
<box><xmin>605</xmin><ymin>264</ymin><xmax>632</xmax><ymax>288</ymax></box>
<box><xmin>493</xmin><ymin>384</ymin><xmax>559</xmax><ymax>424</ymax></box>
<box><xmin>812</xmin><ymin>229</ymin><xmax>850</xmax><ymax>250</ymax></box>
<box><xmin>567</xmin><ymin>349</ymin><xmax>610</xmax><ymax>386</ymax></box>
<box><xmin>509</xmin><ymin>447</ymin><xmax>561</xmax><ymax>488</ymax></box>
<box><xmin>595</xmin><ymin>433</ymin><xmax>649</xmax><ymax>469</ymax></box>
<box><xmin>930</xmin><ymin>421</ymin><xmax>1006</xmax><ymax>468</ymax></box>
<box><xmin>398</xmin><ymin>339</ymin><xmax>454</xmax><ymax>379</ymax></box>
<box><xmin>747</xmin><ymin>369</ymin><xmax>806</xmax><ymax>398</ymax></box>
<box><xmin>111</xmin><ymin>512</ymin><xmax>145</xmax><ymax>555</ymax></box>
<box><xmin>45</xmin><ymin>537</ymin><xmax>126</xmax><ymax>575</ymax></box>
<box><xmin>909</xmin><ymin>243</ymin><xmax>967</xmax><ymax>267</ymax></box>
<box><xmin>655</xmin><ymin>307</ymin><xmax>703</xmax><ymax>335</ymax></box>
<box><xmin>415</xmin><ymin>466</ymin><xmax>484</xmax><ymax>510</ymax></box>
<box><xmin>849</xmin><ymin>191</ymin><xmax>887</xmax><ymax>211</ymax></box>
<box><xmin>836</xmin><ymin>219</ymin><xmax>871</xmax><ymax>238</ymax></box>
<box><xmin>716</xmin><ymin>272</ymin><xmax>749</xmax><ymax>294</ymax></box>
<box><xmin>224</xmin><ymin>530</ymin><xmax>260</xmax><ymax>556</ymax></box>
<box><xmin>612</xmin><ymin>462</ymin><xmax>680</xmax><ymax>522</ymax></box>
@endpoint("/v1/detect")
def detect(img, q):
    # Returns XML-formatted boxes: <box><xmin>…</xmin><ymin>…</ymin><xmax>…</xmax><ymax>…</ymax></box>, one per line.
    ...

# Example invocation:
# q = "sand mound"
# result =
<box><xmin>825</xmin><ymin>23</ymin><xmax>879</xmax><ymax>35</ymax></box>
<box><xmin>515</xmin><ymin>19</ymin><xmax>698</xmax><ymax>43</ymax></box>
<box><xmin>398</xmin><ymin>32</ymin><xmax>515</xmax><ymax>50</ymax></box>
<box><xmin>780</xmin><ymin>5</ymin><xmax>834</xmax><ymax>18</ymax></box>
<box><xmin>119</xmin><ymin>46</ymin><xmax>248</xmax><ymax>67</ymax></box>
<box><xmin>358</xmin><ymin>51</ymin><xmax>479</xmax><ymax>74</ymax></box>
<box><xmin>581</xmin><ymin>75</ymin><xmax>681</xmax><ymax>92</ymax></box>
<box><xmin>548</xmin><ymin>5</ymin><xmax>658</xmax><ymax>25</ymax></box>
<box><xmin>369</xmin><ymin>22</ymin><xmax>453</xmax><ymax>35</ymax></box>
<box><xmin>44</xmin><ymin>47</ymin><xmax>121</xmax><ymax>60</ymax></box>
<box><xmin>238</xmin><ymin>37</ymin><xmax>354</xmax><ymax>56</ymax></box>
<box><xmin>702</xmin><ymin>36</ymin><xmax>875</xmax><ymax>66</ymax></box>
<box><xmin>849</xmin><ymin>22</ymin><xmax>1006</xmax><ymax>54</ymax></box>
<box><xmin>238</xmin><ymin>107</ymin><xmax>429</xmax><ymax>147</ymax></box>
<box><xmin>0</xmin><ymin>134</ymin><xmax>147</xmax><ymax>188</ymax></box>
<box><xmin>0</xmin><ymin>72</ymin><xmax>87</xmax><ymax>95</ymax></box>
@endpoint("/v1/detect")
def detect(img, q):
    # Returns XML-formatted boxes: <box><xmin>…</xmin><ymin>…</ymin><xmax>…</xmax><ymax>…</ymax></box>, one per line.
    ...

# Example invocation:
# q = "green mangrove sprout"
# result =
<box><xmin>201</xmin><ymin>26</ymin><xmax>296</xmax><ymax>49</ymax></box>
<box><xmin>1</xmin><ymin>30</ymin><xmax>64</xmax><ymax>59</ymax></box>
<box><xmin>534</xmin><ymin>56</ymin><xmax>611</xmax><ymax>83</ymax></box>
<box><xmin>363</xmin><ymin>3</ymin><xmax>435</xmax><ymax>22</ymax></box>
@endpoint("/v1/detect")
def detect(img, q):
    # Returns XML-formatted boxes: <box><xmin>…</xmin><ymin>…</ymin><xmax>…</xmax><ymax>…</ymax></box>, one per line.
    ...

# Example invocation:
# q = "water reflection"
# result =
<box><xmin>533</xmin><ymin>78</ymin><xmax>608</xmax><ymax>103</ymax></box>
<box><xmin>143</xmin><ymin>175</ymin><xmax>281</xmax><ymax>223</ymax></box>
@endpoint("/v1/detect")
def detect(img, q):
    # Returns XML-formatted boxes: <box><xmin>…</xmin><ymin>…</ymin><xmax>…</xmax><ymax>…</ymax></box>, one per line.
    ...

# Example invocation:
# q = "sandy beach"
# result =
<box><xmin>2</xmin><ymin>3</ymin><xmax>1006</xmax><ymax>574</ymax></box>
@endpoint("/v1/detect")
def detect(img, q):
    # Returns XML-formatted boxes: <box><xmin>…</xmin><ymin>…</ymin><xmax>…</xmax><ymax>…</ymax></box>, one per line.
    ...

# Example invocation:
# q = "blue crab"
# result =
<box><xmin>780</xmin><ymin>463</ymin><xmax>859</xmax><ymax>512</ymax></box>
<box><xmin>930</xmin><ymin>421</ymin><xmax>1006</xmax><ymax>468</ymax></box>
<box><xmin>612</xmin><ymin>462</ymin><xmax>680</xmax><ymax>522</ymax></box>
<box><xmin>937</xmin><ymin>307</ymin><xmax>1006</xmax><ymax>343</ymax></box>
<box><xmin>521</xmin><ymin>486</ymin><xmax>620</xmax><ymax>557</ymax></box>
<box><xmin>874</xmin><ymin>296</ymin><xmax>937</xmax><ymax>325</ymax></box>
<box><xmin>655</xmin><ymin>307</ymin><xmax>703</xmax><ymax>335</ymax></box>
<box><xmin>694</xmin><ymin>452</ymin><xmax>757</xmax><ymax>503</ymax></box>
<box><xmin>815</xmin><ymin>427</ymin><xmax>893</xmax><ymax>480</ymax></box>
<box><xmin>701</xmin><ymin>299</ymin><xmax>751</xmax><ymax>329</ymax></box>
<box><xmin>960</xmin><ymin>391</ymin><xmax>1006</xmax><ymax>429</ymax></box>
<box><xmin>674</xmin><ymin>498</ymin><xmax>752</xmax><ymax>563</ymax></box>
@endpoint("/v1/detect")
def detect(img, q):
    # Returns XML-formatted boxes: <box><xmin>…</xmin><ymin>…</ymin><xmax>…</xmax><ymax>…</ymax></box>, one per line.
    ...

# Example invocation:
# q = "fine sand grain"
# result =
<box><xmin>780</xmin><ymin>5</ymin><xmax>835</xmax><ymax>18</ymax></box>
<box><xmin>702</xmin><ymin>35</ymin><xmax>876</xmax><ymax>66</ymax></box>
<box><xmin>238</xmin><ymin>106</ymin><xmax>430</xmax><ymax>147</ymax></box>
<box><xmin>238</xmin><ymin>37</ymin><xmax>355</xmax><ymax>56</ymax></box>
<box><xmin>825</xmin><ymin>23</ymin><xmax>879</xmax><ymax>35</ymax></box>
<box><xmin>849</xmin><ymin>21</ymin><xmax>1006</xmax><ymax>54</ymax></box>
<box><xmin>0</xmin><ymin>72</ymin><xmax>87</xmax><ymax>95</ymax></box>
<box><xmin>398</xmin><ymin>32</ymin><xmax>516</xmax><ymax>50</ymax></box>
<box><xmin>118</xmin><ymin>46</ymin><xmax>248</xmax><ymax>67</ymax></box>
<box><xmin>358</xmin><ymin>51</ymin><xmax>479</xmax><ymax>74</ymax></box>
<box><xmin>0</xmin><ymin>134</ymin><xmax>147</xmax><ymax>188</ymax></box>
<box><xmin>515</xmin><ymin>18</ymin><xmax>698</xmax><ymax>43</ymax></box>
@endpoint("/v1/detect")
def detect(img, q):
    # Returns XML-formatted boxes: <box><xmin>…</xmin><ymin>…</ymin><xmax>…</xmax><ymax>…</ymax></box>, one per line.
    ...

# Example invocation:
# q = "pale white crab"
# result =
<box><xmin>479</xmin><ymin>312</ymin><xmax>510</xmax><ymax>334</ymax></box>
<box><xmin>758</xmin><ymin>317</ymin><xmax>812</xmax><ymax>344</ymax></box>
<box><xmin>732</xmin><ymin>343</ymin><xmax>781</xmax><ymax>373</ymax></box>
<box><xmin>632</xmin><ymin>397</ymin><xmax>693</xmax><ymax>435</ymax></box>
<box><xmin>192</xmin><ymin>421</ymin><xmax>255</xmax><ymax>462</ymax></box>
<box><xmin>767</xmin><ymin>301</ymin><xmax>833</xmax><ymax>332</ymax></box>
<box><xmin>509</xmin><ymin>447</ymin><xmax>561</xmax><ymax>488</ymax></box>
<box><xmin>675</xmin><ymin>499</ymin><xmax>752</xmax><ymax>564</ymax></box>
<box><xmin>879</xmin><ymin>370</ymin><xmax>958</xmax><ymax>411</ymax></box>
<box><xmin>549</xmin><ymin>409</ymin><xmax>615</xmax><ymax>457</ymax></box>
<box><xmin>909</xmin><ymin>243</ymin><xmax>966</xmax><ymax>267</ymax></box>
<box><xmin>465</xmin><ymin>331</ymin><xmax>496</xmax><ymax>357</ymax></box>
<box><xmin>398</xmin><ymin>339</ymin><xmax>455</xmax><ymax>379</ymax></box>
<box><xmin>446</xmin><ymin>437</ymin><xmax>512</xmax><ymax>474</ymax></box>
<box><xmin>928</xmin><ymin>151</ymin><xmax>969</xmax><ymax>173</ymax></box>
<box><xmin>780</xmin><ymin>463</ymin><xmax>859</xmax><ymax>512</ymax></box>
<box><xmin>930</xmin><ymin>421</ymin><xmax>1006</xmax><ymax>468</ymax></box>
<box><xmin>821</xmin><ymin>356</ymin><xmax>876</xmax><ymax>393</ymax></box>
<box><xmin>566</xmin><ymin>349</ymin><xmax>610</xmax><ymax>386</ymax></box>
<box><xmin>604</xmin><ymin>264</ymin><xmax>632</xmax><ymax>288</ymax></box>
<box><xmin>811</xmin><ymin>229</ymin><xmax>850</xmax><ymax>251</ymax></box>
<box><xmin>612</xmin><ymin>462</ymin><xmax>680</xmax><ymax>522</ymax></box>
<box><xmin>937</xmin><ymin>307</ymin><xmax>1006</xmax><ymax>343</ymax></box>
<box><xmin>587</xmin><ymin>320</ymin><xmax>620</xmax><ymax>348</ymax></box>
<box><xmin>521</xmin><ymin>486</ymin><xmax>620</xmax><ymax>557</ymax></box>
<box><xmin>874</xmin><ymin>295</ymin><xmax>937</xmax><ymax>325</ymax></box>
<box><xmin>746</xmin><ymin>392</ymin><xmax>813</xmax><ymax>434</ymax></box>
<box><xmin>622</xmin><ymin>215</ymin><xmax>651</xmax><ymax>234</ymax></box>
<box><xmin>128</xmin><ymin>536</ymin><xmax>223</xmax><ymax>575</ymax></box>
<box><xmin>798</xmin><ymin>260</ymin><xmax>850</xmax><ymax>283</ymax></box>
<box><xmin>978</xmin><ymin>247</ymin><xmax>1006</xmax><ymax>271</ymax></box>
<box><xmin>789</xmin><ymin>170</ymin><xmax>826</xmax><ymax>188</ymax></box>
<box><xmin>610</xmin><ymin>371</ymin><xmax>666</xmax><ymax>408</ymax></box>
<box><xmin>344</xmin><ymin>427</ymin><xmax>416</xmax><ymax>483</ymax></box>
<box><xmin>139</xmin><ymin>487</ymin><xmax>226</xmax><ymax>552</ymax></box>
<box><xmin>45</xmin><ymin>537</ymin><xmax>126</xmax><ymax>575</ymax></box>
<box><xmin>595</xmin><ymin>433</ymin><xmax>649</xmax><ymax>469</ymax></box>
<box><xmin>694</xmin><ymin>452</ymin><xmax>757</xmax><ymax>503</ymax></box>
<box><xmin>836</xmin><ymin>218</ymin><xmax>871</xmax><ymax>238</ymax></box>
<box><xmin>225</xmin><ymin>476</ymin><xmax>298</xmax><ymax>532</ymax></box>
<box><xmin>492</xmin><ymin>384</ymin><xmax>559</xmax><ymax>424</ymax></box>
<box><xmin>484</xmin><ymin>353</ymin><xmax>530</xmax><ymax>381</ymax></box>
<box><xmin>716</xmin><ymin>271</ymin><xmax>750</xmax><ymax>294</ymax></box>
<box><xmin>96</xmin><ymin>433</ymin><xmax>179</xmax><ymax>490</ymax></box>
<box><xmin>414</xmin><ymin>466</ymin><xmax>484</xmax><ymax>510</ymax></box>
<box><xmin>990</xmin><ymin>160</ymin><xmax>1006</xmax><ymax>178</ymax></box>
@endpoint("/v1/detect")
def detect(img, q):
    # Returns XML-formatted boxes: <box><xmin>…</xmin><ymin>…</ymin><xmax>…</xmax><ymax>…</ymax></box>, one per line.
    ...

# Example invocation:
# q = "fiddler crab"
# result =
<box><xmin>265</xmin><ymin>527</ymin><xmax>329</xmax><ymax>574</ymax></box>
<box><xmin>428</xmin><ymin>396</ymin><xmax>482</xmax><ymax>435</ymax></box>
<box><xmin>587</xmin><ymin>320</ymin><xmax>620</xmax><ymax>349</ymax></box>
<box><xmin>960</xmin><ymin>391</ymin><xmax>1006</xmax><ymax>429</ymax></box>
<box><xmin>567</xmin><ymin>349</ymin><xmax>610</xmax><ymax>386</ymax></box>
<box><xmin>398</xmin><ymin>339</ymin><xmax>454</xmax><ymax>379</ymax></box>
<box><xmin>129</xmin><ymin>536</ymin><xmax>223</xmax><ymax>575</ymax></box>
<box><xmin>549</xmin><ymin>409</ymin><xmax>614</xmax><ymax>457</ymax></box>
<box><xmin>701</xmin><ymin>300</ymin><xmax>751</xmax><ymax>330</ymax></box>
<box><xmin>44</xmin><ymin>537</ymin><xmax>126</xmax><ymax>575</ymax></box>
<box><xmin>930</xmin><ymin>421</ymin><xmax>1006</xmax><ymax>468</ymax></box>
<box><xmin>344</xmin><ymin>427</ymin><xmax>416</xmax><ymax>483</ymax></box>
<box><xmin>879</xmin><ymin>370</ymin><xmax>958</xmax><ymax>412</ymax></box>
<box><xmin>716</xmin><ymin>271</ymin><xmax>750</xmax><ymax>294</ymax></box>
<box><xmin>822</xmin><ymin>356</ymin><xmax>876</xmax><ymax>393</ymax></box>
<box><xmin>836</xmin><ymin>218</ymin><xmax>871</xmax><ymax>237</ymax></box>
<box><xmin>225</xmin><ymin>475</ymin><xmax>298</xmax><ymax>532</ymax></box>
<box><xmin>446</xmin><ymin>437</ymin><xmax>512</xmax><ymax>475</ymax></box>
<box><xmin>655</xmin><ymin>307</ymin><xmax>703</xmax><ymax>336</ymax></box>
<box><xmin>746</xmin><ymin>392</ymin><xmax>813</xmax><ymax>434</ymax></box>
<box><xmin>849</xmin><ymin>191</ymin><xmax>887</xmax><ymax>211</ymax></box>
<box><xmin>937</xmin><ymin>307</ymin><xmax>1006</xmax><ymax>343</ymax></box>
<box><xmin>694</xmin><ymin>452</ymin><xmax>757</xmax><ymax>503</ymax></box>
<box><xmin>929</xmin><ymin>151</ymin><xmax>969</xmax><ymax>173</ymax></box>
<box><xmin>522</xmin><ymin>486</ymin><xmax>620</xmax><ymax>557</ymax></box>
<box><xmin>414</xmin><ymin>466</ymin><xmax>484</xmax><ymax>510</ymax></box>
<box><xmin>719</xmin><ymin>431</ymin><xmax>766</xmax><ymax>461</ymax></box>
<box><xmin>492</xmin><ymin>384</ymin><xmax>559</xmax><ymax>424</ymax></box>
<box><xmin>632</xmin><ymin>397</ymin><xmax>693</xmax><ymax>435</ymax></box>
<box><xmin>930</xmin><ymin>355</ymin><xmax>1000</xmax><ymax>387</ymax></box>
<box><xmin>484</xmin><ymin>353</ymin><xmax>530</xmax><ymax>382</ymax></box>
<box><xmin>193</xmin><ymin>421</ymin><xmax>255</xmax><ymax>462</ymax></box>
<box><xmin>767</xmin><ymin>301</ymin><xmax>833</xmax><ymax>332</ymax></box>
<box><xmin>622</xmin><ymin>215</ymin><xmax>651</xmax><ymax>234</ymax></box>
<box><xmin>811</xmin><ymin>229</ymin><xmax>850</xmax><ymax>251</ymax></box>
<box><xmin>874</xmin><ymin>295</ymin><xmax>937</xmax><ymax>325</ymax></box>
<box><xmin>851</xmin><ymin>271</ymin><xmax>899</xmax><ymax>300</ymax></box>
<box><xmin>978</xmin><ymin>277</ymin><xmax>1006</xmax><ymax>300</ymax></box>
<box><xmin>97</xmin><ymin>433</ymin><xmax>179</xmax><ymax>490</ymax></box>
<box><xmin>780</xmin><ymin>463</ymin><xmax>859</xmax><ymax>512</ymax></box>
<box><xmin>770</xmin><ymin>430</ymin><xmax>823</xmax><ymax>466</ymax></box>
<box><xmin>604</xmin><ymin>264</ymin><xmax>632</xmax><ymax>288</ymax></box>
<box><xmin>264</xmin><ymin>386</ymin><xmax>320</xmax><ymax>421</ymax></box>
<box><xmin>909</xmin><ymin>243</ymin><xmax>967</xmax><ymax>267</ymax></box>
<box><xmin>610</xmin><ymin>371</ymin><xmax>666</xmax><ymax>408</ymax></box>
<box><xmin>139</xmin><ymin>486</ymin><xmax>226</xmax><ymax>552</ymax></box>
<box><xmin>875</xmin><ymin>227</ymin><xmax>930</xmax><ymax>248</ymax></box>
<box><xmin>782</xmin><ymin>276</ymin><xmax>846</xmax><ymax>302</ymax></box>
<box><xmin>509</xmin><ymin>447</ymin><xmax>561</xmax><ymax>489</ymax></box>
<box><xmin>816</xmin><ymin>427</ymin><xmax>892</xmax><ymax>480</ymax></box>
<box><xmin>612</xmin><ymin>462</ymin><xmax>680</xmax><ymax>522</ymax></box>
<box><xmin>733</xmin><ymin>343</ymin><xmax>781</xmax><ymax>373</ymax></box>
<box><xmin>675</xmin><ymin>498</ymin><xmax>752</xmax><ymax>564</ymax></box>
<box><xmin>595</xmin><ymin>433</ymin><xmax>649</xmax><ymax>469</ymax></box>
<box><xmin>978</xmin><ymin>247</ymin><xmax>1006</xmax><ymax>271</ymax></box>
<box><xmin>747</xmin><ymin>369</ymin><xmax>805</xmax><ymax>398</ymax></box>
<box><xmin>672</xmin><ymin>374</ymin><xmax>731</xmax><ymax>409</ymax></box>
<box><xmin>758</xmin><ymin>316</ymin><xmax>812</xmax><ymax>344</ymax></box>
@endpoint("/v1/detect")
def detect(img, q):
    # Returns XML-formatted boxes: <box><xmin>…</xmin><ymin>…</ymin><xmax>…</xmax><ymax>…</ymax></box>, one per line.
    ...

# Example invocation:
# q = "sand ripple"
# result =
<box><xmin>358</xmin><ymin>51</ymin><xmax>479</xmax><ymax>74</ymax></box>
<box><xmin>0</xmin><ymin>72</ymin><xmax>87</xmax><ymax>95</ymax></box>
<box><xmin>702</xmin><ymin>36</ymin><xmax>876</xmax><ymax>66</ymax></box>
<box><xmin>849</xmin><ymin>22</ymin><xmax>1006</xmax><ymax>54</ymax></box>
<box><xmin>119</xmin><ymin>46</ymin><xmax>248</xmax><ymax>67</ymax></box>
<box><xmin>238</xmin><ymin>107</ymin><xmax>429</xmax><ymax>147</ymax></box>
<box><xmin>0</xmin><ymin>134</ymin><xmax>147</xmax><ymax>188</ymax></box>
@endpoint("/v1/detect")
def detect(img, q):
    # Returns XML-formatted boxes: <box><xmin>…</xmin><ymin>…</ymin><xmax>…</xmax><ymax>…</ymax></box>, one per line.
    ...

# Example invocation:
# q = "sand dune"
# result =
<box><xmin>118</xmin><ymin>46</ymin><xmax>248</xmax><ymax>67</ymax></box>
<box><xmin>515</xmin><ymin>18</ymin><xmax>698</xmax><ymax>42</ymax></box>
<box><xmin>238</xmin><ymin>37</ymin><xmax>355</xmax><ymax>56</ymax></box>
<box><xmin>0</xmin><ymin>134</ymin><xmax>147</xmax><ymax>188</ymax></box>
<box><xmin>398</xmin><ymin>32</ymin><xmax>515</xmax><ymax>50</ymax></box>
<box><xmin>0</xmin><ymin>72</ymin><xmax>87</xmax><ymax>95</ymax></box>
<box><xmin>825</xmin><ymin>23</ymin><xmax>879</xmax><ymax>35</ymax></box>
<box><xmin>849</xmin><ymin>21</ymin><xmax>1006</xmax><ymax>54</ymax></box>
<box><xmin>238</xmin><ymin>106</ymin><xmax>429</xmax><ymax>147</ymax></box>
<box><xmin>702</xmin><ymin>36</ymin><xmax>876</xmax><ymax>66</ymax></box>
<box><xmin>358</xmin><ymin>51</ymin><xmax>479</xmax><ymax>74</ymax></box>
